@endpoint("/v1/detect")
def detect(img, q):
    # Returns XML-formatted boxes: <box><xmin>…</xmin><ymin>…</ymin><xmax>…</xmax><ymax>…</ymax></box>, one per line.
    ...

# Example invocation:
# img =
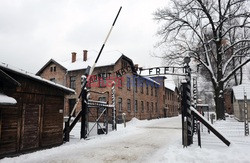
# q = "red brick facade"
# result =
<box><xmin>37</xmin><ymin>52</ymin><xmax>180</xmax><ymax>121</ymax></box>
<box><xmin>224</xmin><ymin>88</ymin><xmax>233</xmax><ymax>114</ymax></box>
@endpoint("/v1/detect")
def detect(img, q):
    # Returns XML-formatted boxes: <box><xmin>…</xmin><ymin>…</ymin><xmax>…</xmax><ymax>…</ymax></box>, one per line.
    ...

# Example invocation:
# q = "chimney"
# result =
<box><xmin>71</xmin><ymin>52</ymin><xmax>76</xmax><ymax>63</ymax></box>
<box><xmin>83</xmin><ymin>50</ymin><xmax>88</xmax><ymax>61</ymax></box>
<box><xmin>134</xmin><ymin>64</ymin><xmax>139</xmax><ymax>71</ymax></box>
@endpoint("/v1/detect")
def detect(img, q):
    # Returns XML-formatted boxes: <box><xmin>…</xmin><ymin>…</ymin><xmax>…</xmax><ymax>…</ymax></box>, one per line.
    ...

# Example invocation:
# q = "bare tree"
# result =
<box><xmin>154</xmin><ymin>0</ymin><xmax>250</xmax><ymax>119</ymax></box>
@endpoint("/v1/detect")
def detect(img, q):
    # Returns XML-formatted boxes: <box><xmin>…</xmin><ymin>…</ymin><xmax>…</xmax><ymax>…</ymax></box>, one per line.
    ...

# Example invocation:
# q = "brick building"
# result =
<box><xmin>37</xmin><ymin>50</ymin><xmax>180</xmax><ymax>121</ymax></box>
<box><xmin>224</xmin><ymin>88</ymin><xmax>234</xmax><ymax>114</ymax></box>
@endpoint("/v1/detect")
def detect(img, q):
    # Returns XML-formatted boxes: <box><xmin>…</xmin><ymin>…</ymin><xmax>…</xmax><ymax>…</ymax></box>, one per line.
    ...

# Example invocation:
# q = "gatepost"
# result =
<box><xmin>181</xmin><ymin>57</ymin><xmax>193</xmax><ymax>147</ymax></box>
<box><xmin>244</xmin><ymin>90</ymin><xmax>249</xmax><ymax>136</ymax></box>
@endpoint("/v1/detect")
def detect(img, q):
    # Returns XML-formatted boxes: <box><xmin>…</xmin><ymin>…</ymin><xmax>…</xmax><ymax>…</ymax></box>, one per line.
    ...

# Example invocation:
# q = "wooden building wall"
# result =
<box><xmin>233</xmin><ymin>100</ymin><xmax>250</xmax><ymax>121</ymax></box>
<box><xmin>0</xmin><ymin>70</ymin><xmax>67</xmax><ymax>157</ymax></box>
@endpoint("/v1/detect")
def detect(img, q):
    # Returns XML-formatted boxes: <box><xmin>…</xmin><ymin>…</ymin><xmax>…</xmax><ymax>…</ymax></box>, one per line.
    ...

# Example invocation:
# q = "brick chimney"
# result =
<box><xmin>71</xmin><ymin>52</ymin><xmax>76</xmax><ymax>63</ymax></box>
<box><xmin>83</xmin><ymin>50</ymin><xmax>88</xmax><ymax>61</ymax></box>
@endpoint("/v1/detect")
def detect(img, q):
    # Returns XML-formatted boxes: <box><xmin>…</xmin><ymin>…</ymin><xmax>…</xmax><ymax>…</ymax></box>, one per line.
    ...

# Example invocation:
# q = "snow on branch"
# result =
<box><xmin>222</xmin><ymin>46</ymin><xmax>250</xmax><ymax>74</ymax></box>
<box><xmin>222</xmin><ymin>56</ymin><xmax>250</xmax><ymax>82</ymax></box>
<box><xmin>224</xmin><ymin>39</ymin><xmax>250</xmax><ymax>52</ymax></box>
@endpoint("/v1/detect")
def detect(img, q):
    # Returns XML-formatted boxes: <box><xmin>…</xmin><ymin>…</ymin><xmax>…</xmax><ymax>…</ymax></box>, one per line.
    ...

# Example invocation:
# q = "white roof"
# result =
<box><xmin>0</xmin><ymin>62</ymin><xmax>75</xmax><ymax>93</ymax></box>
<box><xmin>164</xmin><ymin>75</ymin><xmax>176</xmax><ymax>92</ymax></box>
<box><xmin>143</xmin><ymin>76</ymin><xmax>160</xmax><ymax>85</ymax></box>
<box><xmin>232</xmin><ymin>84</ymin><xmax>250</xmax><ymax>100</ymax></box>
<box><xmin>138</xmin><ymin>74</ymin><xmax>176</xmax><ymax>90</ymax></box>
<box><xmin>57</xmin><ymin>51</ymin><xmax>123</xmax><ymax>71</ymax></box>
<box><xmin>0</xmin><ymin>93</ymin><xmax>16</xmax><ymax>105</ymax></box>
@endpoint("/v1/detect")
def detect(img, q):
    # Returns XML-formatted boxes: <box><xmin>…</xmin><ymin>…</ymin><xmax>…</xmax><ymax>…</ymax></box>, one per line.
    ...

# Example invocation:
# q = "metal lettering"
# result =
<box><xmin>156</xmin><ymin>68</ymin><xmax>160</xmax><ymax>75</ymax></box>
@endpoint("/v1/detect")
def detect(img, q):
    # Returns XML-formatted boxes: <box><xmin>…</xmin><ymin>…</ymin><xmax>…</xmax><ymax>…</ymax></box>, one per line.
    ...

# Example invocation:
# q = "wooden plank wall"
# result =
<box><xmin>0</xmin><ymin>105</ymin><xmax>20</xmax><ymax>155</ymax></box>
<box><xmin>41</xmin><ymin>96</ymin><xmax>64</xmax><ymax>147</ymax></box>
<box><xmin>0</xmin><ymin>95</ymin><xmax>64</xmax><ymax>157</ymax></box>
<box><xmin>20</xmin><ymin>104</ymin><xmax>41</xmax><ymax>151</ymax></box>
<box><xmin>0</xmin><ymin>71</ymin><xmax>67</xmax><ymax>157</ymax></box>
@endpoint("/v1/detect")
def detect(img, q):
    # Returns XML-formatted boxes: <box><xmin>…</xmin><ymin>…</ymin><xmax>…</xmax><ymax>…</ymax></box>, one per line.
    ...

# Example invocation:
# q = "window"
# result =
<box><xmin>151</xmin><ymin>102</ymin><xmax>154</xmax><ymax>113</ymax></box>
<box><xmin>127</xmin><ymin>99</ymin><xmax>131</xmax><ymax>112</ymax></box>
<box><xmin>122</xmin><ymin>60</ymin><xmax>128</xmax><ymax>68</ymax></box>
<box><xmin>151</xmin><ymin>86</ymin><xmax>153</xmax><ymax>96</ymax></box>
<box><xmin>135</xmin><ymin>78</ymin><xmax>138</xmax><ymax>93</ymax></box>
<box><xmin>135</xmin><ymin>100</ymin><xmax>138</xmax><ymax>113</ymax></box>
<box><xmin>155</xmin><ymin>102</ymin><xmax>158</xmax><ymax>113</ymax></box>
<box><xmin>98</xmin><ymin>97</ymin><xmax>106</xmax><ymax>112</ymax></box>
<box><xmin>50</xmin><ymin>66</ymin><xmax>56</xmax><ymax>72</ymax></box>
<box><xmin>140</xmin><ymin>82</ymin><xmax>144</xmax><ymax>94</ymax></box>
<box><xmin>98</xmin><ymin>77</ymin><xmax>106</xmax><ymax>87</ymax></box>
<box><xmin>50</xmin><ymin>78</ymin><xmax>56</xmax><ymax>82</ymax></box>
<box><xmin>141</xmin><ymin>101</ymin><xmax>144</xmax><ymax>113</ymax></box>
<box><xmin>70</xmin><ymin>76</ymin><xmax>76</xmax><ymax>90</ymax></box>
<box><xmin>98</xmin><ymin>97</ymin><xmax>106</xmax><ymax>102</ymax></box>
<box><xmin>118</xmin><ymin>98</ymin><xmax>122</xmax><ymax>112</ymax></box>
<box><xmin>147</xmin><ymin>102</ymin><xmax>149</xmax><ymax>112</ymax></box>
<box><xmin>146</xmin><ymin>84</ymin><xmax>149</xmax><ymax>95</ymax></box>
<box><xmin>127</xmin><ymin>77</ymin><xmax>131</xmax><ymax>90</ymax></box>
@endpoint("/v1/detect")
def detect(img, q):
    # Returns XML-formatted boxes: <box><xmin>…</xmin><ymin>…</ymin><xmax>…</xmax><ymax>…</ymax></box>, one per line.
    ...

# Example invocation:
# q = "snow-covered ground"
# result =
<box><xmin>1</xmin><ymin>115</ymin><xmax>250</xmax><ymax>163</ymax></box>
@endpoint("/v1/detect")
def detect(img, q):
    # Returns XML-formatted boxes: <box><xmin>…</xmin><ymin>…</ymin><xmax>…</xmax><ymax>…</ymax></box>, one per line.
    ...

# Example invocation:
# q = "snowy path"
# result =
<box><xmin>2</xmin><ymin>115</ymin><xmax>250</xmax><ymax>163</ymax></box>
<box><xmin>1</xmin><ymin>117</ymin><xmax>182</xmax><ymax>163</ymax></box>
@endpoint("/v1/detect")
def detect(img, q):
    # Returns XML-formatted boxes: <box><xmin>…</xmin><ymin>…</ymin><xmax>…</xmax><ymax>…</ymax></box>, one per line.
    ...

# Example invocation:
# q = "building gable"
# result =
<box><xmin>232</xmin><ymin>84</ymin><xmax>250</xmax><ymax>100</ymax></box>
<box><xmin>36</xmin><ymin>59</ymin><xmax>67</xmax><ymax>76</ymax></box>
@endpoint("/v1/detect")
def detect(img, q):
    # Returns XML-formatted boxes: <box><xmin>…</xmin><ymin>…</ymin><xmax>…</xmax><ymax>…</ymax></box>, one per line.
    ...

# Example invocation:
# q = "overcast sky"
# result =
<box><xmin>0</xmin><ymin>0</ymin><xmax>167</xmax><ymax>73</ymax></box>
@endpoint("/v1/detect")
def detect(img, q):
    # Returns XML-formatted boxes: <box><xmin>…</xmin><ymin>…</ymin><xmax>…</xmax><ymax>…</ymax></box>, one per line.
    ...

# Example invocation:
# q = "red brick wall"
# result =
<box><xmin>38</xmin><ymin>57</ymin><xmax>180</xmax><ymax>121</ymax></box>
<box><xmin>224</xmin><ymin>88</ymin><xmax>233</xmax><ymax>114</ymax></box>
<box><xmin>40</xmin><ymin>63</ymin><xmax>66</xmax><ymax>86</ymax></box>
<box><xmin>165</xmin><ymin>88</ymin><xmax>179</xmax><ymax>117</ymax></box>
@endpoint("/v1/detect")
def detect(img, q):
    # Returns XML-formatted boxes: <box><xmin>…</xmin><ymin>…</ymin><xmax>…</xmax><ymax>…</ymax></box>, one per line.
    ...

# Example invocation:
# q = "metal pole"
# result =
<box><xmin>244</xmin><ymin>90</ymin><xmax>249</xmax><ymax>136</ymax></box>
<box><xmin>112</xmin><ymin>82</ymin><xmax>117</xmax><ymax>130</ymax></box>
<box><xmin>68</xmin><ymin>6</ymin><xmax>122</xmax><ymax>121</ymax></box>
<box><xmin>185</xmin><ymin>63</ymin><xmax>193</xmax><ymax>145</ymax></box>
<box><xmin>197</xmin><ymin>122</ymin><xmax>201</xmax><ymax>148</ymax></box>
<box><xmin>88</xmin><ymin>6</ymin><xmax>122</xmax><ymax>79</ymax></box>
<box><xmin>64</xmin><ymin>6</ymin><xmax>122</xmax><ymax>138</ymax></box>
<box><xmin>181</xmin><ymin>82</ymin><xmax>187</xmax><ymax>147</ymax></box>
<box><xmin>81</xmin><ymin>88</ymin><xmax>87</xmax><ymax>139</ymax></box>
<box><xmin>64</xmin><ymin>121</ymin><xmax>70</xmax><ymax>142</ymax></box>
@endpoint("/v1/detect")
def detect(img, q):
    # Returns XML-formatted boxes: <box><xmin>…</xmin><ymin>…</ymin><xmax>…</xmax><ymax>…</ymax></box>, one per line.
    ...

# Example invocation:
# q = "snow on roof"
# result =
<box><xmin>142</xmin><ymin>76</ymin><xmax>160</xmax><ymax>85</ymax></box>
<box><xmin>232</xmin><ymin>84</ymin><xmax>250</xmax><ymax>100</ymax></box>
<box><xmin>137</xmin><ymin>72</ymin><xmax>176</xmax><ymax>90</ymax></box>
<box><xmin>0</xmin><ymin>62</ymin><xmax>75</xmax><ymax>94</ymax></box>
<box><xmin>165</xmin><ymin>82</ymin><xmax>176</xmax><ymax>92</ymax></box>
<box><xmin>57</xmin><ymin>51</ymin><xmax>123</xmax><ymax>71</ymax></box>
<box><xmin>164</xmin><ymin>76</ymin><xmax>176</xmax><ymax>91</ymax></box>
<box><xmin>0</xmin><ymin>93</ymin><xmax>16</xmax><ymax>105</ymax></box>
